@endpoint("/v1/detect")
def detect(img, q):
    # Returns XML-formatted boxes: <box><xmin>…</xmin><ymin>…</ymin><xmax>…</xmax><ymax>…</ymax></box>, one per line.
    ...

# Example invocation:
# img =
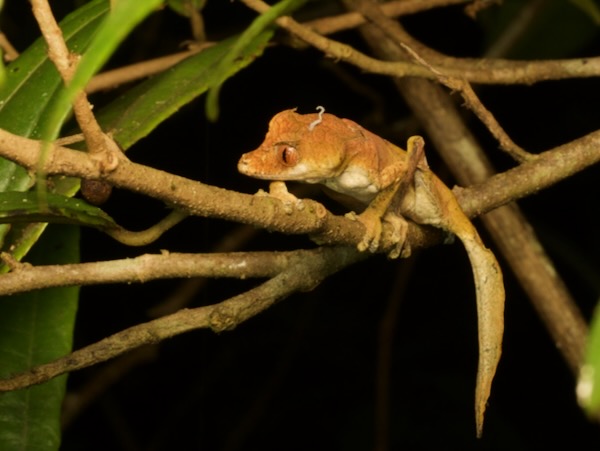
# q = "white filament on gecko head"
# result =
<box><xmin>308</xmin><ymin>106</ymin><xmax>325</xmax><ymax>131</ymax></box>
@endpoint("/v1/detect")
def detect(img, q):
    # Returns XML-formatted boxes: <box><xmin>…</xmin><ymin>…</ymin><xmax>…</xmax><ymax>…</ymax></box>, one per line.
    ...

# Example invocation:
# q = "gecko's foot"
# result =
<box><xmin>346</xmin><ymin>210</ymin><xmax>383</xmax><ymax>254</ymax></box>
<box><xmin>264</xmin><ymin>181</ymin><xmax>305</xmax><ymax>213</ymax></box>
<box><xmin>346</xmin><ymin>210</ymin><xmax>410</xmax><ymax>258</ymax></box>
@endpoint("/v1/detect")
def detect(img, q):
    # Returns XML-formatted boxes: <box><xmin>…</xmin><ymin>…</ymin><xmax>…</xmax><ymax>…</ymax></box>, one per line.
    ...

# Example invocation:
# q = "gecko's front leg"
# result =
<box><xmin>260</xmin><ymin>181</ymin><xmax>304</xmax><ymax>214</ymax></box>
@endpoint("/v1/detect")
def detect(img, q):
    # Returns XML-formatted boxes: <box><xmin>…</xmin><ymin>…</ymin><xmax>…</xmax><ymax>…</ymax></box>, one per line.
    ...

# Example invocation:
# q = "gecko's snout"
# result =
<box><xmin>238</xmin><ymin>152</ymin><xmax>258</xmax><ymax>176</ymax></box>
<box><xmin>237</xmin><ymin>154</ymin><xmax>250</xmax><ymax>174</ymax></box>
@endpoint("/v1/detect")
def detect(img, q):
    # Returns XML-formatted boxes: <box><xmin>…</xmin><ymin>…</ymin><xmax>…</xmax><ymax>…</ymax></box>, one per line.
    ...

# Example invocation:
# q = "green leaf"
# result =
<box><xmin>205</xmin><ymin>0</ymin><xmax>307</xmax><ymax>121</ymax></box>
<box><xmin>0</xmin><ymin>191</ymin><xmax>117</xmax><ymax>230</ymax></box>
<box><xmin>95</xmin><ymin>32</ymin><xmax>273</xmax><ymax>149</ymax></box>
<box><xmin>0</xmin><ymin>225</ymin><xmax>79</xmax><ymax>451</ymax></box>
<box><xmin>578</xmin><ymin>302</ymin><xmax>600</xmax><ymax>416</ymax></box>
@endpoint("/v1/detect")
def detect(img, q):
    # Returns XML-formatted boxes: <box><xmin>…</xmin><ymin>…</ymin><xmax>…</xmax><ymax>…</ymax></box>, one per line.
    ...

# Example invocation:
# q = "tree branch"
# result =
<box><xmin>0</xmin><ymin>250</ymin><xmax>308</xmax><ymax>296</ymax></box>
<box><xmin>241</xmin><ymin>0</ymin><xmax>600</xmax><ymax>85</ymax></box>
<box><xmin>0</xmin><ymin>246</ymin><xmax>361</xmax><ymax>392</ymax></box>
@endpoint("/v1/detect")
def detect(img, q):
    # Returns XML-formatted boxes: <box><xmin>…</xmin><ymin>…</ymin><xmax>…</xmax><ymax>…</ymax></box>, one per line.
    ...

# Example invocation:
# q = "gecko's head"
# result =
<box><xmin>238</xmin><ymin>109</ymin><xmax>361</xmax><ymax>183</ymax></box>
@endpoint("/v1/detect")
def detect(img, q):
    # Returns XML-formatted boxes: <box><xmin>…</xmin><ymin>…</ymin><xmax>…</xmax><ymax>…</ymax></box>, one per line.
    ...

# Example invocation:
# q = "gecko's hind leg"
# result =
<box><xmin>384</xmin><ymin>212</ymin><xmax>410</xmax><ymax>259</ymax></box>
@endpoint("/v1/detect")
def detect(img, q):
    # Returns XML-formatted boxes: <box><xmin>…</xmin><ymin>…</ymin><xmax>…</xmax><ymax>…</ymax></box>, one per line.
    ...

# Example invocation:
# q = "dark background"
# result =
<box><xmin>4</xmin><ymin>1</ymin><xmax>600</xmax><ymax>449</ymax></box>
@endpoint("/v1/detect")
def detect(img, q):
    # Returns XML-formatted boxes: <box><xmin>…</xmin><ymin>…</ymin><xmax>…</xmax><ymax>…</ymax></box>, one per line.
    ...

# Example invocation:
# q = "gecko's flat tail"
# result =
<box><xmin>461</xmin><ymin>236</ymin><xmax>505</xmax><ymax>437</ymax></box>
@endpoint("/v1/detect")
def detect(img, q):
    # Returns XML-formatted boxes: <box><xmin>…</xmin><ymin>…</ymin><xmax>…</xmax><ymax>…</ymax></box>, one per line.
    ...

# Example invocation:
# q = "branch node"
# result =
<box><xmin>209</xmin><ymin>305</ymin><xmax>241</xmax><ymax>332</ymax></box>
<box><xmin>1</xmin><ymin>252</ymin><xmax>29</xmax><ymax>271</ymax></box>
<box><xmin>90</xmin><ymin>135</ymin><xmax>126</xmax><ymax>174</ymax></box>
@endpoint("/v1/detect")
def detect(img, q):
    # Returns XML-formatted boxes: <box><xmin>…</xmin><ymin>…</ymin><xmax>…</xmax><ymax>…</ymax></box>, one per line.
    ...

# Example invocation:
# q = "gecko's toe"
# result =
<box><xmin>347</xmin><ymin>210</ymin><xmax>383</xmax><ymax>254</ymax></box>
<box><xmin>384</xmin><ymin>213</ymin><xmax>410</xmax><ymax>259</ymax></box>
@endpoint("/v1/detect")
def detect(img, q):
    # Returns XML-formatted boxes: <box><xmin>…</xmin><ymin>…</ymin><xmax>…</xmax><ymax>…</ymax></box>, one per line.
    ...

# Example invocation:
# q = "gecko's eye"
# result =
<box><xmin>278</xmin><ymin>144</ymin><xmax>299</xmax><ymax>166</ymax></box>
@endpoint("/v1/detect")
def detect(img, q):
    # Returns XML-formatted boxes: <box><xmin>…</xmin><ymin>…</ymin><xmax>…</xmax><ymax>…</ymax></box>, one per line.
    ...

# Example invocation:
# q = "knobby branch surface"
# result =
<box><xmin>0</xmin><ymin>246</ymin><xmax>363</xmax><ymax>392</ymax></box>
<box><xmin>345</xmin><ymin>0</ymin><xmax>587</xmax><ymax>372</ymax></box>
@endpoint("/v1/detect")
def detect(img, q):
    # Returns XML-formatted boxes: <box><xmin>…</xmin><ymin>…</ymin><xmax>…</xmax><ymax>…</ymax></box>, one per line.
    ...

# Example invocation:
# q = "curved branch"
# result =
<box><xmin>242</xmin><ymin>0</ymin><xmax>600</xmax><ymax>85</ymax></box>
<box><xmin>0</xmin><ymin>246</ymin><xmax>361</xmax><ymax>392</ymax></box>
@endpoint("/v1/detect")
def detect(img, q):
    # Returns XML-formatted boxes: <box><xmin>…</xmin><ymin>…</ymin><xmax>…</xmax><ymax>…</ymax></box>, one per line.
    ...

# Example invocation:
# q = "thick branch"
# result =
<box><xmin>0</xmin><ymin>128</ymin><xmax>436</xmax><ymax>253</ymax></box>
<box><xmin>0</xmin><ymin>126</ymin><xmax>599</xmax><ymax>263</ymax></box>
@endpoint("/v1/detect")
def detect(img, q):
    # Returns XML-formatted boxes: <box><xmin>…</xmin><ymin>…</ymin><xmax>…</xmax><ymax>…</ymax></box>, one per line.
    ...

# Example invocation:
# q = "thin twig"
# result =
<box><xmin>307</xmin><ymin>0</ymin><xmax>471</xmax><ymax>36</ymax></box>
<box><xmin>402</xmin><ymin>42</ymin><xmax>533</xmax><ymax>163</ymax></box>
<box><xmin>106</xmin><ymin>210</ymin><xmax>189</xmax><ymax>246</ymax></box>
<box><xmin>84</xmin><ymin>1</ymin><xmax>463</xmax><ymax>94</ymax></box>
<box><xmin>30</xmin><ymin>0</ymin><xmax>123</xmax><ymax>206</ymax></box>
<box><xmin>31</xmin><ymin>0</ymin><xmax>107</xmax><ymax>152</ymax></box>
<box><xmin>86</xmin><ymin>45</ymin><xmax>212</xmax><ymax>93</ymax></box>
<box><xmin>0</xmin><ymin>32</ymin><xmax>19</xmax><ymax>61</ymax></box>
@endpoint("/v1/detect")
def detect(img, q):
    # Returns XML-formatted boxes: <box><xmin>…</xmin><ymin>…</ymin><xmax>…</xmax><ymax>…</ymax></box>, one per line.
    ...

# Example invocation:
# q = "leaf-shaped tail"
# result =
<box><xmin>458</xmin><ymin>231</ymin><xmax>504</xmax><ymax>437</ymax></box>
<box><xmin>434</xmin><ymin>180</ymin><xmax>505</xmax><ymax>437</ymax></box>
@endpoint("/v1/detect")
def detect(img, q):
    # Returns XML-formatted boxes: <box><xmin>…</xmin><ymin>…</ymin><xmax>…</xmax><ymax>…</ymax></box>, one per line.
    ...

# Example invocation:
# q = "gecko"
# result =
<box><xmin>238</xmin><ymin>108</ymin><xmax>505</xmax><ymax>437</ymax></box>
